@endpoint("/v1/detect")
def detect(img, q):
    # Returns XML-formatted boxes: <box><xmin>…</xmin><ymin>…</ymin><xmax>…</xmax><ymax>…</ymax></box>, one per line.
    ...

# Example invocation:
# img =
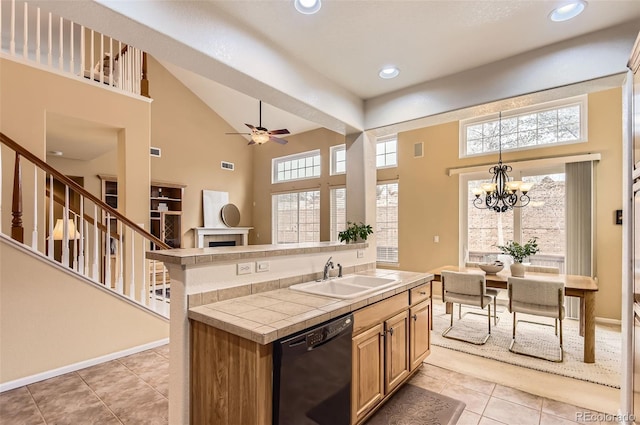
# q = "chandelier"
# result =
<box><xmin>472</xmin><ymin>113</ymin><xmax>533</xmax><ymax>213</ymax></box>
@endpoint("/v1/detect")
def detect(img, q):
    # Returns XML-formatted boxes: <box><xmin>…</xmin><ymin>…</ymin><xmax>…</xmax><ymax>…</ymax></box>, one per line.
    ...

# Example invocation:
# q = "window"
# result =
<box><xmin>465</xmin><ymin>168</ymin><xmax>565</xmax><ymax>271</ymax></box>
<box><xmin>376</xmin><ymin>136</ymin><xmax>397</xmax><ymax>168</ymax></box>
<box><xmin>272</xmin><ymin>150</ymin><xmax>321</xmax><ymax>183</ymax></box>
<box><xmin>330</xmin><ymin>144</ymin><xmax>346</xmax><ymax>175</ymax></box>
<box><xmin>330</xmin><ymin>187</ymin><xmax>347</xmax><ymax>242</ymax></box>
<box><xmin>272</xmin><ymin>190</ymin><xmax>320</xmax><ymax>243</ymax></box>
<box><xmin>461</xmin><ymin>96</ymin><xmax>587</xmax><ymax>157</ymax></box>
<box><xmin>376</xmin><ymin>182</ymin><xmax>398</xmax><ymax>263</ymax></box>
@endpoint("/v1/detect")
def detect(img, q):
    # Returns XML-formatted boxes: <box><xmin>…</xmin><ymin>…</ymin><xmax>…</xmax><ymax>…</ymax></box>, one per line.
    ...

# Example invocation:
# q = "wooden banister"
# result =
<box><xmin>1</xmin><ymin>132</ymin><xmax>169</xmax><ymax>249</ymax></box>
<box><xmin>11</xmin><ymin>152</ymin><xmax>24</xmax><ymax>243</ymax></box>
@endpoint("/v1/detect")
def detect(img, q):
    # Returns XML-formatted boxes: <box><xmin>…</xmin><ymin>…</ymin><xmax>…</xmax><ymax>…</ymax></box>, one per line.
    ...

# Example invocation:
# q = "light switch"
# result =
<box><xmin>256</xmin><ymin>261</ymin><xmax>269</xmax><ymax>272</ymax></box>
<box><xmin>357</xmin><ymin>250</ymin><xmax>365</xmax><ymax>258</ymax></box>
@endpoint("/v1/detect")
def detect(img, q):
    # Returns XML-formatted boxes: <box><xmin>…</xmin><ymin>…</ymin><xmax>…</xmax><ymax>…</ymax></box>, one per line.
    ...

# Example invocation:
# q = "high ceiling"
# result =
<box><xmin>32</xmin><ymin>0</ymin><xmax>640</xmax><ymax>158</ymax></box>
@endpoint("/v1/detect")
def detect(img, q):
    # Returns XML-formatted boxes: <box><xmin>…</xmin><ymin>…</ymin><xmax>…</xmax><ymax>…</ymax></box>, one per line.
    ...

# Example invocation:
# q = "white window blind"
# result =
<box><xmin>376</xmin><ymin>182</ymin><xmax>399</xmax><ymax>263</ymax></box>
<box><xmin>272</xmin><ymin>190</ymin><xmax>320</xmax><ymax>243</ymax></box>
<box><xmin>330</xmin><ymin>187</ymin><xmax>347</xmax><ymax>242</ymax></box>
<box><xmin>272</xmin><ymin>150</ymin><xmax>321</xmax><ymax>183</ymax></box>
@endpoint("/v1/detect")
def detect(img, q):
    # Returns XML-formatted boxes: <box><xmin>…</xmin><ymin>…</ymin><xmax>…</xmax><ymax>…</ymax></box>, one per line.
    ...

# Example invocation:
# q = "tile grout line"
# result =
<box><xmin>116</xmin><ymin>354</ymin><xmax>169</xmax><ymax>400</ymax></box>
<box><xmin>24</xmin><ymin>384</ymin><xmax>48</xmax><ymax>425</ymax></box>
<box><xmin>75</xmin><ymin>371</ymin><xmax>125</xmax><ymax>425</ymax></box>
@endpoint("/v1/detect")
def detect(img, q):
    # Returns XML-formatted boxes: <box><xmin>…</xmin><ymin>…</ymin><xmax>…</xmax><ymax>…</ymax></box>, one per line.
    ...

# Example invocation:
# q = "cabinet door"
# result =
<box><xmin>384</xmin><ymin>310</ymin><xmax>409</xmax><ymax>394</ymax></box>
<box><xmin>409</xmin><ymin>299</ymin><xmax>431</xmax><ymax>371</ymax></box>
<box><xmin>352</xmin><ymin>323</ymin><xmax>384</xmax><ymax>424</ymax></box>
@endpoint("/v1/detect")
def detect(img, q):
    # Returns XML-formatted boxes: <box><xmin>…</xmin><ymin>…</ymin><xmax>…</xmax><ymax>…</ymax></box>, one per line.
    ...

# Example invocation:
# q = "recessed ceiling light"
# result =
<box><xmin>379</xmin><ymin>66</ymin><xmax>400</xmax><ymax>79</ymax></box>
<box><xmin>294</xmin><ymin>0</ymin><xmax>321</xmax><ymax>15</ymax></box>
<box><xmin>549</xmin><ymin>1</ymin><xmax>587</xmax><ymax>22</ymax></box>
<box><xmin>48</xmin><ymin>150</ymin><xmax>63</xmax><ymax>156</ymax></box>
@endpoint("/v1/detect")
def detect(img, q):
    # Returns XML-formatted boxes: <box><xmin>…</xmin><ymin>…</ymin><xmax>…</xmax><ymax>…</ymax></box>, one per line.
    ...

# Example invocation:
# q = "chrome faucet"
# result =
<box><xmin>323</xmin><ymin>256</ymin><xmax>334</xmax><ymax>280</ymax></box>
<box><xmin>337</xmin><ymin>263</ymin><xmax>343</xmax><ymax>278</ymax></box>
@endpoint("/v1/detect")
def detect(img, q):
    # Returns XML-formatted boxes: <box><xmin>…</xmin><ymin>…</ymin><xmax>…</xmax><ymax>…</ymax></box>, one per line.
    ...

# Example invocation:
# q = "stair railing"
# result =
<box><xmin>0</xmin><ymin>0</ymin><xmax>149</xmax><ymax>97</ymax></box>
<box><xmin>1</xmin><ymin>132</ymin><xmax>170</xmax><ymax>317</ymax></box>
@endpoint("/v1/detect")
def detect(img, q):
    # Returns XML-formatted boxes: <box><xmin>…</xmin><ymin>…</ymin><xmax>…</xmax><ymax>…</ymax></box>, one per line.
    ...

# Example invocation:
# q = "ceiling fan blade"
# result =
<box><xmin>245</xmin><ymin>123</ymin><xmax>256</xmax><ymax>130</ymax></box>
<box><xmin>225</xmin><ymin>132</ymin><xmax>251</xmax><ymax>135</ymax></box>
<box><xmin>247</xmin><ymin>140</ymin><xmax>256</xmax><ymax>145</ymax></box>
<box><xmin>270</xmin><ymin>136</ymin><xmax>288</xmax><ymax>145</ymax></box>
<box><xmin>268</xmin><ymin>128</ymin><xmax>290</xmax><ymax>135</ymax></box>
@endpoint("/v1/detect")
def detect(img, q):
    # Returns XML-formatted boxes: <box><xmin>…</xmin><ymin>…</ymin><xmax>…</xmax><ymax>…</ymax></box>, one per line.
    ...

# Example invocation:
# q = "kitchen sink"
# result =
<box><xmin>289</xmin><ymin>275</ymin><xmax>401</xmax><ymax>299</ymax></box>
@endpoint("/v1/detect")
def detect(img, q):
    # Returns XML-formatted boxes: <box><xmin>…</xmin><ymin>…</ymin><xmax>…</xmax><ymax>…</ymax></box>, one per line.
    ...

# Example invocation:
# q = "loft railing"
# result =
<box><xmin>0</xmin><ymin>0</ymin><xmax>149</xmax><ymax>97</ymax></box>
<box><xmin>1</xmin><ymin>132</ymin><xmax>170</xmax><ymax>317</ymax></box>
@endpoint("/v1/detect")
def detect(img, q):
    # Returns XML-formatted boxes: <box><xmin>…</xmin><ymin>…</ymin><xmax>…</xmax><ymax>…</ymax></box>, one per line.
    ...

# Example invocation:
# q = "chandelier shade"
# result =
<box><xmin>472</xmin><ymin>113</ymin><xmax>533</xmax><ymax>213</ymax></box>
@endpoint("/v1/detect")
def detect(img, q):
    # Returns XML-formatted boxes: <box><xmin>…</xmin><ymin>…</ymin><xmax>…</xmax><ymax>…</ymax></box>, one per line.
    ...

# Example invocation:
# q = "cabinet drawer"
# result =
<box><xmin>353</xmin><ymin>293</ymin><xmax>408</xmax><ymax>335</ymax></box>
<box><xmin>410</xmin><ymin>282</ymin><xmax>431</xmax><ymax>306</ymax></box>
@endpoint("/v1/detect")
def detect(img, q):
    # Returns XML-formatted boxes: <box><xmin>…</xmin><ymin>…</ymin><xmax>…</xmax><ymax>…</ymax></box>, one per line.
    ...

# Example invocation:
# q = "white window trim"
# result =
<box><xmin>376</xmin><ymin>135</ymin><xmax>398</xmax><ymax>169</ymax></box>
<box><xmin>271</xmin><ymin>189</ymin><xmax>321</xmax><ymax>244</ymax></box>
<box><xmin>459</xmin><ymin>95</ymin><xmax>588</xmax><ymax>159</ymax></box>
<box><xmin>272</xmin><ymin>149</ymin><xmax>321</xmax><ymax>184</ymax></box>
<box><xmin>329</xmin><ymin>185</ymin><xmax>347</xmax><ymax>242</ymax></box>
<box><xmin>376</xmin><ymin>179</ymin><xmax>399</xmax><ymax>264</ymax></box>
<box><xmin>330</xmin><ymin>144</ymin><xmax>346</xmax><ymax>176</ymax></box>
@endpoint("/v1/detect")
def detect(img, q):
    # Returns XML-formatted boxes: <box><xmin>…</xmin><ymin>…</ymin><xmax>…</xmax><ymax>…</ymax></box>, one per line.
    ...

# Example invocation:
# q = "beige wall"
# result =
<box><xmin>399</xmin><ymin>88</ymin><xmax>623</xmax><ymax>320</ymax></box>
<box><xmin>147</xmin><ymin>56</ymin><xmax>254</xmax><ymax>248</ymax></box>
<box><xmin>0</xmin><ymin>238</ymin><xmax>168</xmax><ymax>384</ymax></box>
<box><xmin>251</xmin><ymin>128</ymin><xmax>346</xmax><ymax>244</ymax></box>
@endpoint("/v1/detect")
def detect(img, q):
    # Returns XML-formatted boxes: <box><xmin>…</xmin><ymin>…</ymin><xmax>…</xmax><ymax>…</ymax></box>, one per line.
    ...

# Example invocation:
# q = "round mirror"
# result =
<box><xmin>221</xmin><ymin>203</ymin><xmax>240</xmax><ymax>227</ymax></box>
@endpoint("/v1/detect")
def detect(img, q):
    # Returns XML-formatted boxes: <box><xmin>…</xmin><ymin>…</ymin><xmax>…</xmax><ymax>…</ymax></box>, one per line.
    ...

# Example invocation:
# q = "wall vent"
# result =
<box><xmin>414</xmin><ymin>142</ymin><xmax>424</xmax><ymax>158</ymax></box>
<box><xmin>150</xmin><ymin>147</ymin><xmax>161</xmax><ymax>157</ymax></box>
<box><xmin>221</xmin><ymin>161</ymin><xmax>235</xmax><ymax>171</ymax></box>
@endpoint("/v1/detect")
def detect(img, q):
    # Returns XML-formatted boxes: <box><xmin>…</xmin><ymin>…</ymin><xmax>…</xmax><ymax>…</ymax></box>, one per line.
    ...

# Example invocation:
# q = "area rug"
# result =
<box><xmin>365</xmin><ymin>384</ymin><xmax>465</xmax><ymax>425</ymax></box>
<box><xmin>431</xmin><ymin>300</ymin><xmax>621</xmax><ymax>388</ymax></box>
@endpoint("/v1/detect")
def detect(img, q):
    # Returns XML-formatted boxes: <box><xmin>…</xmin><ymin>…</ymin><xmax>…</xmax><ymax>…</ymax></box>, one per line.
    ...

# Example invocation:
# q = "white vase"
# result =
<box><xmin>510</xmin><ymin>263</ymin><xmax>525</xmax><ymax>277</ymax></box>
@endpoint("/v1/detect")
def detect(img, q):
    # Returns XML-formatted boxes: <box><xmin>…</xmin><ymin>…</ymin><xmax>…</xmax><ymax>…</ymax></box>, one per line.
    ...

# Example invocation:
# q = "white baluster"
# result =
<box><xmin>35</xmin><ymin>8</ymin><xmax>40</xmax><ymax>64</ymax></box>
<box><xmin>80</xmin><ymin>25</ymin><xmax>85</xmax><ymax>77</ymax></box>
<box><xmin>117</xmin><ymin>41</ymin><xmax>122</xmax><ymax>89</ymax></box>
<box><xmin>22</xmin><ymin>2</ymin><xmax>27</xmax><ymax>59</ymax></box>
<box><xmin>130</xmin><ymin>229</ymin><xmax>135</xmax><ymax>301</ymax></box>
<box><xmin>62</xmin><ymin>186</ymin><xmax>69</xmax><ymax>266</ymax></box>
<box><xmin>92</xmin><ymin>204</ymin><xmax>99</xmax><ymax>279</ymax></box>
<box><xmin>31</xmin><ymin>166</ymin><xmax>37</xmax><ymax>250</ymax></box>
<box><xmin>89</xmin><ymin>30</ymin><xmax>94</xmax><ymax>81</ymax></box>
<box><xmin>10</xmin><ymin>0</ymin><xmax>15</xmax><ymax>55</ymax></box>
<box><xmin>99</xmin><ymin>33</ymin><xmax>104</xmax><ymax>84</ymax></box>
<box><xmin>47</xmin><ymin>13</ymin><xmax>52</xmax><ymax>67</ymax></box>
<box><xmin>105</xmin><ymin>212</ymin><xmax>111</xmax><ymax>287</ymax></box>
<box><xmin>84</xmin><ymin>220</ymin><xmax>89</xmax><ymax>275</ymax></box>
<box><xmin>151</xmin><ymin>257</ymin><xmax>157</xmax><ymax>310</ymax></box>
<box><xmin>58</xmin><ymin>17</ymin><xmax>63</xmax><ymax>70</ymax></box>
<box><xmin>47</xmin><ymin>175</ymin><xmax>54</xmax><ymax>258</ymax></box>
<box><xmin>117</xmin><ymin>221</ymin><xmax>123</xmax><ymax>294</ymax></box>
<box><xmin>108</xmin><ymin>37</ymin><xmax>113</xmax><ymax>86</ymax></box>
<box><xmin>161</xmin><ymin>262</ymin><xmax>167</xmax><ymax>315</ymax></box>
<box><xmin>73</xmin><ymin>214</ymin><xmax>78</xmax><ymax>271</ymax></box>
<box><xmin>78</xmin><ymin>196</ymin><xmax>84</xmax><ymax>275</ymax></box>
<box><xmin>69</xmin><ymin>21</ymin><xmax>74</xmax><ymax>74</ymax></box>
<box><xmin>0</xmin><ymin>140</ymin><xmax>2</xmax><ymax>234</ymax></box>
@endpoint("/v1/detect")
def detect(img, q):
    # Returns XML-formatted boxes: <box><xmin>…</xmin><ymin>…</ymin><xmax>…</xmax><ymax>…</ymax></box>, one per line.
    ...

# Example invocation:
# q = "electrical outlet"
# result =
<box><xmin>237</xmin><ymin>262</ymin><xmax>252</xmax><ymax>275</ymax></box>
<box><xmin>256</xmin><ymin>261</ymin><xmax>269</xmax><ymax>272</ymax></box>
<box><xmin>357</xmin><ymin>250</ymin><xmax>364</xmax><ymax>258</ymax></box>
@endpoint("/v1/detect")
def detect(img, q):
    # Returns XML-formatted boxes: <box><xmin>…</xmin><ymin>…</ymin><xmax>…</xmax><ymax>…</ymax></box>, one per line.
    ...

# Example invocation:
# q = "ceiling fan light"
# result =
<box><xmin>294</xmin><ymin>0</ymin><xmax>321</xmax><ymax>15</ymax></box>
<box><xmin>549</xmin><ymin>1</ymin><xmax>587</xmax><ymax>22</ymax></box>
<box><xmin>253</xmin><ymin>133</ymin><xmax>270</xmax><ymax>145</ymax></box>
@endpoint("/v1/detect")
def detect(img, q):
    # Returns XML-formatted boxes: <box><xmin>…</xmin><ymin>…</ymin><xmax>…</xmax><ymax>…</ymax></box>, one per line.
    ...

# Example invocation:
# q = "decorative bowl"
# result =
<box><xmin>478</xmin><ymin>262</ymin><xmax>504</xmax><ymax>275</ymax></box>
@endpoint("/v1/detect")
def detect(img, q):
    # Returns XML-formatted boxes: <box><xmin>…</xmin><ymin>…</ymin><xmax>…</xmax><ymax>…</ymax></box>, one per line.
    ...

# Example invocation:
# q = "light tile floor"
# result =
<box><xmin>0</xmin><ymin>343</ymin><xmax>622</xmax><ymax>424</ymax></box>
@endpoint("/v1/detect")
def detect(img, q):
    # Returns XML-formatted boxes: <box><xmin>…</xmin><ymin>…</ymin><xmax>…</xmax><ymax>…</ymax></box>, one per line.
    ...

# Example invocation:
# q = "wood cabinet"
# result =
<box><xmin>352</xmin><ymin>324</ymin><xmax>384</xmax><ymax>422</ymax></box>
<box><xmin>351</xmin><ymin>286</ymin><xmax>430</xmax><ymax>425</ymax></box>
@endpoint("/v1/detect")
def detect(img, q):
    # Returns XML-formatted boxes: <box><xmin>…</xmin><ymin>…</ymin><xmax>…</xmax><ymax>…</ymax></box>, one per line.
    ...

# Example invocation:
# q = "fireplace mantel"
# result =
<box><xmin>193</xmin><ymin>227</ymin><xmax>253</xmax><ymax>248</ymax></box>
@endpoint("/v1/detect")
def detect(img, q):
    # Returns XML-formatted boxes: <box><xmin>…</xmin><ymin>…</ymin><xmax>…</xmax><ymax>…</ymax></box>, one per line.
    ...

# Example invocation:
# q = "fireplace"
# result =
<box><xmin>193</xmin><ymin>227</ymin><xmax>252</xmax><ymax>248</ymax></box>
<box><xmin>209</xmin><ymin>241</ymin><xmax>236</xmax><ymax>247</ymax></box>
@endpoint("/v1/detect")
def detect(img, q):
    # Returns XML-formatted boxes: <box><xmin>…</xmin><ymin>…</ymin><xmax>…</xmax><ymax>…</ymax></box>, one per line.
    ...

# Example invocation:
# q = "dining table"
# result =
<box><xmin>428</xmin><ymin>265</ymin><xmax>599</xmax><ymax>364</ymax></box>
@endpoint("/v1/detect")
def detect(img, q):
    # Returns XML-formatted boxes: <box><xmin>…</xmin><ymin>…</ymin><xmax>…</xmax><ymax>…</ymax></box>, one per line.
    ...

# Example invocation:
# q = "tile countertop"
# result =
<box><xmin>188</xmin><ymin>269</ymin><xmax>434</xmax><ymax>345</ymax></box>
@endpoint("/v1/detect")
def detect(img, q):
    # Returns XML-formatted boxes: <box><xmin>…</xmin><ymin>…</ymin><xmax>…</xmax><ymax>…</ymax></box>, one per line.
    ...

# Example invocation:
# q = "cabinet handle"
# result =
<box><xmin>412</xmin><ymin>314</ymin><xmax>418</xmax><ymax>321</ymax></box>
<box><xmin>388</xmin><ymin>327</ymin><xmax>394</xmax><ymax>336</ymax></box>
<box><xmin>419</xmin><ymin>291</ymin><xmax>427</xmax><ymax>295</ymax></box>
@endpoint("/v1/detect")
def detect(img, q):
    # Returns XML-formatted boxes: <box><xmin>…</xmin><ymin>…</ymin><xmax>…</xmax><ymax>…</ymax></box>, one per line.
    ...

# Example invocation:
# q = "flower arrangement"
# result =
<box><xmin>496</xmin><ymin>237</ymin><xmax>539</xmax><ymax>263</ymax></box>
<box><xmin>338</xmin><ymin>222</ymin><xmax>373</xmax><ymax>243</ymax></box>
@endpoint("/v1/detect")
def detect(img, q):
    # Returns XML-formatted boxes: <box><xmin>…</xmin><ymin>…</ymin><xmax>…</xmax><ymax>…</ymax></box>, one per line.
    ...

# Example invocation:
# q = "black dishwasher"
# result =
<box><xmin>273</xmin><ymin>313</ymin><xmax>353</xmax><ymax>425</ymax></box>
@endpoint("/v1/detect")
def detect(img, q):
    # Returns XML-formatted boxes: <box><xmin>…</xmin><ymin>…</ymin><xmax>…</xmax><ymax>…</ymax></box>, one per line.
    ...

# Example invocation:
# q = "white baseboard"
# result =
<box><xmin>0</xmin><ymin>338</ymin><xmax>169</xmax><ymax>393</ymax></box>
<box><xmin>596</xmin><ymin>317</ymin><xmax>622</xmax><ymax>326</ymax></box>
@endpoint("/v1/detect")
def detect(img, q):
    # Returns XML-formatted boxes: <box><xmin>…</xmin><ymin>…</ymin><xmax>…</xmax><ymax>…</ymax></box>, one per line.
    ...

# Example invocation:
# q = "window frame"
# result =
<box><xmin>376</xmin><ymin>180</ymin><xmax>399</xmax><ymax>264</ymax></box>
<box><xmin>271</xmin><ymin>149</ymin><xmax>321</xmax><ymax>184</ymax></box>
<box><xmin>330</xmin><ymin>144</ymin><xmax>346</xmax><ymax>176</ymax></box>
<box><xmin>376</xmin><ymin>136</ymin><xmax>398</xmax><ymax>169</ymax></box>
<box><xmin>271</xmin><ymin>189</ymin><xmax>321</xmax><ymax>244</ymax></box>
<box><xmin>459</xmin><ymin>95</ymin><xmax>588</xmax><ymax>159</ymax></box>
<box><xmin>329</xmin><ymin>186</ymin><xmax>347</xmax><ymax>242</ymax></box>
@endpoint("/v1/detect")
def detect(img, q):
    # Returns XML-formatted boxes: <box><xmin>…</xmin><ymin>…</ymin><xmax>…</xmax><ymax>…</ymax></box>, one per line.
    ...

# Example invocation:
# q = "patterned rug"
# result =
<box><xmin>365</xmin><ymin>384</ymin><xmax>465</xmax><ymax>425</ymax></box>
<box><xmin>431</xmin><ymin>300</ymin><xmax>621</xmax><ymax>388</ymax></box>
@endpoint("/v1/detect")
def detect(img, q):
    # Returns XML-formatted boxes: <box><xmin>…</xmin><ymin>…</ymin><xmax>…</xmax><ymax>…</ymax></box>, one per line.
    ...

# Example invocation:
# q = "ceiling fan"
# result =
<box><xmin>226</xmin><ymin>101</ymin><xmax>290</xmax><ymax>145</ymax></box>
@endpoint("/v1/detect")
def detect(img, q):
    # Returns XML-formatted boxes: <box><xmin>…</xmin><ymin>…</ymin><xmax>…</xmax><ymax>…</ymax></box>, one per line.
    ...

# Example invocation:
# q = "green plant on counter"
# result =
<box><xmin>338</xmin><ymin>221</ymin><xmax>373</xmax><ymax>243</ymax></box>
<box><xmin>496</xmin><ymin>237</ymin><xmax>539</xmax><ymax>263</ymax></box>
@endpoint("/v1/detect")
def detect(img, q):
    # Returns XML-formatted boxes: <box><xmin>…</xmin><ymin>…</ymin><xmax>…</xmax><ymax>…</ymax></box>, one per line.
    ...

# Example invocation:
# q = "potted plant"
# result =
<box><xmin>338</xmin><ymin>221</ymin><xmax>373</xmax><ymax>243</ymax></box>
<box><xmin>496</xmin><ymin>237</ymin><xmax>539</xmax><ymax>277</ymax></box>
